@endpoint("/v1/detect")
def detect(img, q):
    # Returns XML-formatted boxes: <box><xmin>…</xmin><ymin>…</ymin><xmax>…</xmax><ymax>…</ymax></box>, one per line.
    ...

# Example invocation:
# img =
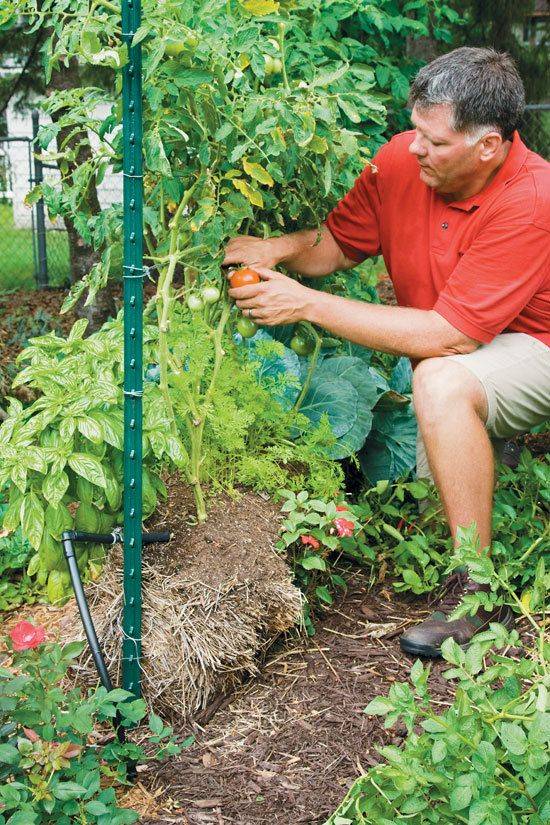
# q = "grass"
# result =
<box><xmin>0</xmin><ymin>202</ymin><xmax>70</xmax><ymax>292</ymax></box>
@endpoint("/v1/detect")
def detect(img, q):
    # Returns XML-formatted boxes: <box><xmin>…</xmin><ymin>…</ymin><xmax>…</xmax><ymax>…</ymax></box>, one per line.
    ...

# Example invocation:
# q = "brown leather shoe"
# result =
<box><xmin>399</xmin><ymin>570</ymin><xmax>514</xmax><ymax>658</ymax></box>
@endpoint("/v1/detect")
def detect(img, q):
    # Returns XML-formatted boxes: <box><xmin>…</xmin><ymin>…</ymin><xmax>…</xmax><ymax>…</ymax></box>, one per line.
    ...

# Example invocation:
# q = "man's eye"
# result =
<box><xmin>432</xmin><ymin>142</ymin><xmax>444</xmax><ymax>147</ymax></box>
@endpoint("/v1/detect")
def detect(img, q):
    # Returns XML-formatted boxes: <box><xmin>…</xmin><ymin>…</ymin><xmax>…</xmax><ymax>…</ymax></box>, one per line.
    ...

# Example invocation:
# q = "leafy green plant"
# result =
<box><xmin>276</xmin><ymin>477</ymin><xmax>434</xmax><ymax>609</ymax></box>
<box><xmin>0</xmin><ymin>500</ymin><xmax>37</xmax><ymax>612</ymax></box>
<box><xmin>326</xmin><ymin>526</ymin><xmax>549</xmax><ymax>825</ymax></box>
<box><xmin>0</xmin><ymin>317</ymin><xmax>173</xmax><ymax>603</ymax></box>
<box><xmin>0</xmin><ymin>307</ymin><xmax>346</xmax><ymax>601</ymax></box>
<box><xmin>278</xmin><ymin>448</ymin><xmax>549</xmax><ymax>614</ymax></box>
<box><xmin>277</xmin><ymin>489</ymin><xmax>371</xmax><ymax>608</ymax></box>
<box><xmin>490</xmin><ymin>450</ymin><xmax>549</xmax><ymax>598</ymax></box>
<box><xmin>244</xmin><ymin>324</ymin><xmax>417</xmax><ymax>473</ymax></box>
<box><xmin>162</xmin><ymin>297</ymin><xmax>344</xmax><ymax>506</ymax></box>
<box><xmin>0</xmin><ymin>624</ymin><xmax>185</xmax><ymax>825</ymax></box>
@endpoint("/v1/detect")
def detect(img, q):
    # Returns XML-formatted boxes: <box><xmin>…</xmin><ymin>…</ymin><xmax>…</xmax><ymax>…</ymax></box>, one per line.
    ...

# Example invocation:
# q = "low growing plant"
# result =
<box><xmin>0</xmin><ymin>623</ymin><xmax>185</xmax><ymax>825</ymax></box>
<box><xmin>277</xmin><ymin>478</ymin><xmax>441</xmax><ymax>609</ymax></box>
<box><xmin>0</xmin><ymin>499</ymin><xmax>37</xmax><ymax>612</ymax></box>
<box><xmin>0</xmin><ymin>317</ymin><xmax>172</xmax><ymax>604</ymax></box>
<box><xmin>326</xmin><ymin>526</ymin><xmax>549</xmax><ymax>825</ymax></box>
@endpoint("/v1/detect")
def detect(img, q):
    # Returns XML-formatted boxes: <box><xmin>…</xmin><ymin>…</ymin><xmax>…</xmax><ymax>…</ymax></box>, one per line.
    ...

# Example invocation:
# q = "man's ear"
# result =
<box><xmin>479</xmin><ymin>131</ymin><xmax>503</xmax><ymax>161</ymax></box>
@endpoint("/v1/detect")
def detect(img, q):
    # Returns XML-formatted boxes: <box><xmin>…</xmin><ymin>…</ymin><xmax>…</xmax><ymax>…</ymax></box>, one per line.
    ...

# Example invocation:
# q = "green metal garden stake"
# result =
<box><xmin>121</xmin><ymin>0</ymin><xmax>144</xmax><ymax>697</ymax></box>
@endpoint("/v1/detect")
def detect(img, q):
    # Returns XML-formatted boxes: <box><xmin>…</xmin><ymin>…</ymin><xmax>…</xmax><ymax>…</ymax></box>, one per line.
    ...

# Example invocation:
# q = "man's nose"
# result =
<box><xmin>409</xmin><ymin>135</ymin><xmax>427</xmax><ymax>157</ymax></box>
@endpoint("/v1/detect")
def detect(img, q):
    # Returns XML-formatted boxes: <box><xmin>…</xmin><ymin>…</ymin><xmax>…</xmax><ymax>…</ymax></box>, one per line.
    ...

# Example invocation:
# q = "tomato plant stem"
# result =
<box><xmin>278</xmin><ymin>24</ymin><xmax>291</xmax><ymax>93</ymax></box>
<box><xmin>184</xmin><ymin>303</ymin><xmax>231</xmax><ymax>522</ymax></box>
<box><xmin>292</xmin><ymin>324</ymin><xmax>322</xmax><ymax>414</ymax></box>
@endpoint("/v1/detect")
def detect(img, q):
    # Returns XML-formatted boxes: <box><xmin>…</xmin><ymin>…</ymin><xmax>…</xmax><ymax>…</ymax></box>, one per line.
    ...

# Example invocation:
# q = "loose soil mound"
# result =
<box><xmin>65</xmin><ymin>478</ymin><xmax>303</xmax><ymax>720</ymax></box>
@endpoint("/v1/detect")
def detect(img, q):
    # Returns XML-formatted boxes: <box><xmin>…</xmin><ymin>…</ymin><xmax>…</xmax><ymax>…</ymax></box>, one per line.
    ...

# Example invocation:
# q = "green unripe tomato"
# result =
<box><xmin>201</xmin><ymin>285</ymin><xmax>221</xmax><ymax>304</ymax></box>
<box><xmin>165</xmin><ymin>39</ymin><xmax>186</xmax><ymax>57</ymax></box>
<box><xmin>187</xmin><ymin>294</ymin><xmax>204</xmax><ymax>311</ymax></box>
<box><xmin>264</xmin><ymin>54</ymin><xmax>276</xmax><ymax>75</ymax></box>
<box><xmin>272</xmin><ymin>58</ymin><xmax>283</xmax><ymax>74</ymax></box>
<box><xmin>236</xmin><ymin>316</ymin><xmax>259</xmax><ymax>338</ymax></box>
<box><xmin>290</xmin><ymin>334</ymin><xmax>314</xmax><ymax>356</ymax></box>
<box><xmin>185</xmin><ymin>32</ymin><xmax>199</xmax><ymax>49</ymax></box>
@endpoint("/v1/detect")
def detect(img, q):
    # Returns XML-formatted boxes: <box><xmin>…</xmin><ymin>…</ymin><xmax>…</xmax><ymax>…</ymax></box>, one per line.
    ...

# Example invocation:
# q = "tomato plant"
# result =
<box><xmin>2</xmin><ymin>0</ymin><xmax>458</xmax><ymax>530</ymax></box>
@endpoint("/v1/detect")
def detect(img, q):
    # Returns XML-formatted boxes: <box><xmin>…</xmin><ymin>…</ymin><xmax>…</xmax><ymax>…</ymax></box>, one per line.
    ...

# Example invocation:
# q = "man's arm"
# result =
<box><xmin>223</xmin><ymin>225</ymin><xmax>357</xmax><ymax>277</ymax></box>
<box><xmin>307</xmin><ymin>292</ymin><xmax>480</xmax><ymax>359</ymax></box>
<box><xmin>229</xmin><ymin>268</ymin><xmax>480</xmax><ymax>360</ymax></box>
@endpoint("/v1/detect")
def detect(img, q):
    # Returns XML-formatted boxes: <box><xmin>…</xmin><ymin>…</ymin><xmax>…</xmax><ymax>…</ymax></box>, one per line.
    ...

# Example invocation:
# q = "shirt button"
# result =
<box><xmin>441</xmin><ymin>222</ymin><xmax>449</xmax><ymax>229</ymax></box>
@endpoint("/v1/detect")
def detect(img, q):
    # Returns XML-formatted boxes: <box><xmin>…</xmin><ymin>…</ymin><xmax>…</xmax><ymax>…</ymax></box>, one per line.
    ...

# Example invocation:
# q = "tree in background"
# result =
<box><xmin>0</xmin><ymin>16</ymin><xmax>44</xmax><ymax>119</ymax></box>
<box><xmin>451</xmin><ymin>0</ymin><xmax>549</xmax><ymax>102</ymax></box>
<box><xmin>450</xmin><ymin>0</ymin><xmax>550</xmax><ymax>156</ymax></box>
<box><xmin>0</xmin><ymin>11</ymin><xmax>116</xmax><ymax>326</ymax></box>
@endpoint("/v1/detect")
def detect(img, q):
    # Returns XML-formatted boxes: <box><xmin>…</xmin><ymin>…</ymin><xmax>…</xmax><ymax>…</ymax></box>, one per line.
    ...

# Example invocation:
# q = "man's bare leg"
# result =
<box><xmin>399</xmin><ymin>356</ymin><xmax>515</xmax><ymax>658</ymax></box>
<box><xmin>412</xmin><ymin>357</ymin><xmax>493</xmax><ymax>550</ymax></box>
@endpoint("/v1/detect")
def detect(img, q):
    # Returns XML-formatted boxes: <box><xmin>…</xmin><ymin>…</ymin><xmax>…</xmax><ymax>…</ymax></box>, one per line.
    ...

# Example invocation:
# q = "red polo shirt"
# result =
<box><xmin>325</xmin><ymin>131</ymin><xmax>550</xmax><ymax>346</ymax></box>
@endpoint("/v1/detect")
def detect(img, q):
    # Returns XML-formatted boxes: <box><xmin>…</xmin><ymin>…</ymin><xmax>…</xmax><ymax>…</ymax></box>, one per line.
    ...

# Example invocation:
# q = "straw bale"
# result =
<box><xmin>64</xmin><ymin>484</ymin><xmax>303</xmax><ymax>720</ymax></box>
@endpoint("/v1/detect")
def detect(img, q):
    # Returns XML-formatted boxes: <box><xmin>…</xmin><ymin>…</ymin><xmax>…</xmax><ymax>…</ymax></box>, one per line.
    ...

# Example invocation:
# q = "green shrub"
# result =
<box><xmin>0</xmin><ymin>625</ymin><xmax>185</xmax><ymax>824</ymax></box>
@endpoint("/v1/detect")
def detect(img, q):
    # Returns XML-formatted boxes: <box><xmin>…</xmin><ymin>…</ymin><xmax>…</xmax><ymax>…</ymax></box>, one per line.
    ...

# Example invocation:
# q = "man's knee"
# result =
<box><xmin>413</xmin><ymin>357</ymin><xmax>487</xmax><ymax>423</ymax></box>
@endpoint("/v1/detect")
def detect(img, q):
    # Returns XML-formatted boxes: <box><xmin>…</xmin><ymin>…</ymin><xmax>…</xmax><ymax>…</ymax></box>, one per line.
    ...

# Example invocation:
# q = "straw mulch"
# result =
<box><xmin>64</xmin><ymin>478</ymin><xmax>303</xmax><ymax>720</ymax></box>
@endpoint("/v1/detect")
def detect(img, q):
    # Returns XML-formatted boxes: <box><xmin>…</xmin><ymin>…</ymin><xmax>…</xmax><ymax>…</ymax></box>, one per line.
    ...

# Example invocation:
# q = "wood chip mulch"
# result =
<box><xmin>138</xmin><ymin>573</ymin><xmax>456</xmax><ymax>825</ymax></box>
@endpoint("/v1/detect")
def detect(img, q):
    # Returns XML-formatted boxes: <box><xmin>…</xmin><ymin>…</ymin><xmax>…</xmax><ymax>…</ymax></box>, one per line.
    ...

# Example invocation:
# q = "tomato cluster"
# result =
<box><xmin>186</xmin><ymin>285</ymin><xmax>221</xmax><ymax>312</ymax></box>
<box><xmin>229</xmin><ymin>268</ymin><xmax>261</xmax><ymax>337</ymax></box>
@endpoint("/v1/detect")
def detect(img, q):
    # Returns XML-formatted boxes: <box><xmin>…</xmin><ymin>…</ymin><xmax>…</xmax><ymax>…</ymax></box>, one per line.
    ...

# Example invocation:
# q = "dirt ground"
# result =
<box><xmin>136</xmin><ymin>575</ymin><xmax>455</xmax><ymax>825</ymax></box>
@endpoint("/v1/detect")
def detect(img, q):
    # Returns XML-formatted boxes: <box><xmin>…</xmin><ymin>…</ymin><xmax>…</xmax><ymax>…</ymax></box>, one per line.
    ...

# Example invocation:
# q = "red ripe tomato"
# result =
<box><xmin>229</xmin><ymin>267</ymin><xmax>261</xmax><ymax>288</ymax></box>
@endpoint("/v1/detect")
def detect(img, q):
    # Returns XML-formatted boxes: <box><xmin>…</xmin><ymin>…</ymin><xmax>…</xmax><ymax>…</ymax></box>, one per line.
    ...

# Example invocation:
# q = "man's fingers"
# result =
<box><xmin>253</xmin><ymin>266</ymin><xmax>284</xmax><ymax>280</ymax></box>
<box><xmin>228</xmin><ymin>283</ymin><xmax>265</xmax><ymax>299</ymax></box>
<box><xmin>235</xmin><ymin>298</ymin><xmax>264</xmax><ymax>310</ymax></box>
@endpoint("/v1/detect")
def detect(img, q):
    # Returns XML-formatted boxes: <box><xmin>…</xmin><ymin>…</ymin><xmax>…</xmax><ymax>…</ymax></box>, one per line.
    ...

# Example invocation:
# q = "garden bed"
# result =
<box><xmin>136</xmin><ymin>574</ymin><xmax>455</xmax><ymax>824</ymax></box>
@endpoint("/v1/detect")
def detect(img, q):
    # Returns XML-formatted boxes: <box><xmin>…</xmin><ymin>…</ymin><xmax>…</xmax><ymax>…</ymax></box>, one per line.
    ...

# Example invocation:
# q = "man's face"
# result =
<box><xmin>409</xmin><ymin>104</ymin><xmax>484</xmax><ymax>197</ymax></box>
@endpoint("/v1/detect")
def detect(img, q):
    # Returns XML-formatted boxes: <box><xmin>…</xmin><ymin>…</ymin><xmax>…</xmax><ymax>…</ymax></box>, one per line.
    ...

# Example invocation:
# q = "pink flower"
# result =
<box><xmin>334</xmin><ymin>518</ymin><xmax>355</xmax><ymax>538</ymax></box>
<box><xmin>300</xmin><ymin>535</ymin><xmax>320</xmax><ymax>549</ymax></box>
<box><xmin>10</xmin><ymin>621</ymin><xmax>46</xmax><ymax>651</ymax></box>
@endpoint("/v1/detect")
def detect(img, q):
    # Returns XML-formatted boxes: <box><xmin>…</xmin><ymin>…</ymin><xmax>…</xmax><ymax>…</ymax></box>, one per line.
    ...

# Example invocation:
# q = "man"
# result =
<box><xmin>223</xmin><ymin>47</ymin><xmax>550</xmax><ymax>658</ymax></box>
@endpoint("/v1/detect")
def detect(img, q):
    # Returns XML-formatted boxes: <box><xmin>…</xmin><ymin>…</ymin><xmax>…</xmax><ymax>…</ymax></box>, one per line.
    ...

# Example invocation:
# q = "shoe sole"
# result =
<box><xmin>399</xmin><ymin>610</ymin><xmax>515</xmax><ymax>660</ymax></box>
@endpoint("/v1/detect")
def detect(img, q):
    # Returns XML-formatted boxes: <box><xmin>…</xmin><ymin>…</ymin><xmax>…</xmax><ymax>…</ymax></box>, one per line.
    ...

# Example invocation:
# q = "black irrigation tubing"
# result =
<box><xmin>61</xmin><ymin>529</ymin><xmax>170</xmax><ymax>750</ymax></box>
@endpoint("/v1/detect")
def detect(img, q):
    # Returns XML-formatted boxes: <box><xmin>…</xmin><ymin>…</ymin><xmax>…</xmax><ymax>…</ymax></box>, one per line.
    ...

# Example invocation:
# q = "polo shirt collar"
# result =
<box><xmin>446</xmin><ymin>131</ymin><xmax>529</xmax><ymax>212</ymax></box>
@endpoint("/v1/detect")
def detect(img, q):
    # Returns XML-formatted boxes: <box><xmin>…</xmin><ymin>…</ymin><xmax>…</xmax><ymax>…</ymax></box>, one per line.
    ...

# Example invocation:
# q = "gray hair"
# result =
<box><xmin>409</xmin><ymin>47</ymin><xmax>525</xmax><ymax>142</ymax></box>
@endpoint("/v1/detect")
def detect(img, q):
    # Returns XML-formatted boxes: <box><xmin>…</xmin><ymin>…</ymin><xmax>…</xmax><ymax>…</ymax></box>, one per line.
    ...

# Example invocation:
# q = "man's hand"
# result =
<box><xmin>223</xmin><ymin>235</ymin><xmax>285</xmax><ymax>269</ymax></box>
<box><xmin>228</xmin><ymin>266</ymin><xmax>314</xmax><ymax>326</ymax></box>
<box><xmin>224</xmin><ymin>227</ymin><xmax>356</xmax><ymax>277</ymax></box>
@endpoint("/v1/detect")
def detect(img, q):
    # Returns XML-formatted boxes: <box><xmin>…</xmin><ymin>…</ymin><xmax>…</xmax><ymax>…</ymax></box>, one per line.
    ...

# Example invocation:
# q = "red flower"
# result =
<box><xmin>336</xmin><ymin>505</ymin><xmax>348</xmax><ymax>512</ymax></box>
<box><xmin>10</xmin><ymin>621</ymin><xmax>46</xmax><ymax>651</ymax></box>
<box><xmin>300</xmin><ymin>535</ymin><xmax>320</xmax><ymax>549</ymax></box>
<box><xmin>334</xmin><ymin>518</ymin><xmax>355</xmax><ymax>537</ymax></box>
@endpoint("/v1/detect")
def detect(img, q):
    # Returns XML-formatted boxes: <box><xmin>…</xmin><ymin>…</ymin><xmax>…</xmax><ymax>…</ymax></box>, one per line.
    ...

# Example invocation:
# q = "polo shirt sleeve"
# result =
<box><xmin>433</xmin><ymin>215</ymin><xmax>550</xmax><ymax>344</ymax></box>
<box><xmin>325</xmin><ymin>140</ymin><xmax>393</xmax><ymax>263</ymax></box>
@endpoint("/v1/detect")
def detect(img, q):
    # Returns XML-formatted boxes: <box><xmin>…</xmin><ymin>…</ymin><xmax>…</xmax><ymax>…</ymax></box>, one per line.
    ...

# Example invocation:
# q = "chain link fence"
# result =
<box><xmin>0</xmin><ymin>114</ymin><xmax>70</xmax><ymax>292</ymax></box>
<box><xmin>521</xmin><ymin>103</ymin><xmax>550</xmax><ymax>159</ymax></box>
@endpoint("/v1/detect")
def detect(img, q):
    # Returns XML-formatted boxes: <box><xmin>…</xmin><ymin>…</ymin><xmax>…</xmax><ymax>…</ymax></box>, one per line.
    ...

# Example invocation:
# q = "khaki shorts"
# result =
<box><xmin>416</xmin><ymin>333</ymin><xmax>550</xmax><ymax>481</ymax></box>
